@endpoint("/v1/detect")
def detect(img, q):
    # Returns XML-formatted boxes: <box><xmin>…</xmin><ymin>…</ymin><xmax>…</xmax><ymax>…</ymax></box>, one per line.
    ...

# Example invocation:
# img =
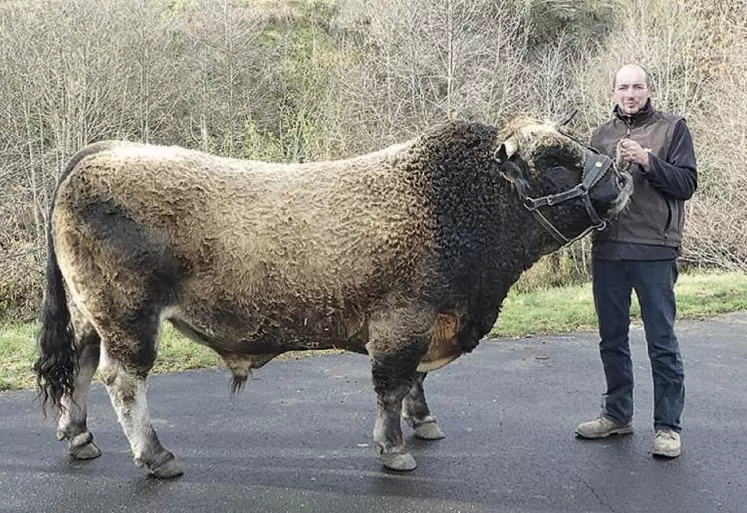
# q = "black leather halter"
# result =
<box><xmin>519</xmin><ymin>152</ymin><xmax>614</xmax><ymax>246</ymax></box>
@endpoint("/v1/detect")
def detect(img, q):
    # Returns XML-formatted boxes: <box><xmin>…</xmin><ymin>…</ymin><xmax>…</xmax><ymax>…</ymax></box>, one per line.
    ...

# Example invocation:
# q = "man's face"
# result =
<box><xmin>614</xmin><ymin>66</ymin><xmax>650</xmax><ymax>116</ymax></box>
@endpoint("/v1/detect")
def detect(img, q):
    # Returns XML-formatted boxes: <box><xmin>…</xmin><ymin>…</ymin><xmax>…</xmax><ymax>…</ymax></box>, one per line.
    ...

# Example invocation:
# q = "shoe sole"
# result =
<box><xmin>653</xmin><ymin>448</ymin><xmax>681</xmax><ymax>458</ymax></box>
<box><xmin>574</xmin><ymin>426</ymin><xmax>634</xmax><ymax>439</ymax></box>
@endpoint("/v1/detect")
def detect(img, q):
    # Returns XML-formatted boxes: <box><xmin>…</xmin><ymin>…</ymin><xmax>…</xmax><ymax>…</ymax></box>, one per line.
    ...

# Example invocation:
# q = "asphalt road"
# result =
<box><xmin>2</xmin><ymin>312</ymin><xmax>746</xmax><ymax>513</ymax></box>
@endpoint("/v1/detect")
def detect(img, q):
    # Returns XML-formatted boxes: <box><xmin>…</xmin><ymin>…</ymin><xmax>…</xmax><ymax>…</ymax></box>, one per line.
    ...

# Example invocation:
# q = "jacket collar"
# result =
<box><xmin>613</xmin><ymin>98</ymin><xmax>655</xmax><ymax>127</ymax></box>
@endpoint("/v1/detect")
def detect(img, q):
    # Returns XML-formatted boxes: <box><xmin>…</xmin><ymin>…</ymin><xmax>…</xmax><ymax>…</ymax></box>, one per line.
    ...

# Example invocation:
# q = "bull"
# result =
<box><xmin>35</xmin><ymin>116</ymin><xmax>632</xmax><ymax>477</ymax></box>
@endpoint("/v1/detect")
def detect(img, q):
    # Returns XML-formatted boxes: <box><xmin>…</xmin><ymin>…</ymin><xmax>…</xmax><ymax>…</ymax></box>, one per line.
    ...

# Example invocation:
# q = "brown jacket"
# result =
<box><xmin>590</xmin><ymin>100</ymin><xmax>697</xmax><ymax>253</ymax></box>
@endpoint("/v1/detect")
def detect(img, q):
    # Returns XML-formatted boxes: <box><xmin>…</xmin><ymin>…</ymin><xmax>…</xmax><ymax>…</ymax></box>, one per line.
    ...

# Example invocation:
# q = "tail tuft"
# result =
<box><xmin>229</xmin><ymin>372</ymin><xmax>249</xmax><ymax>396</ymax></box>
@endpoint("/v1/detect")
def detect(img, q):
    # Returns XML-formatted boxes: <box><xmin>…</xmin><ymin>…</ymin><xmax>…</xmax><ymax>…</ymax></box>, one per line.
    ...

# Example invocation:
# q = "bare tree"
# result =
<box><xmin>1</xmin><ymin>0</ymin><xmax>747</xmax><ymax>320</ymax></box>
<box><xmin>327</xmin><ymin>0</ymin><xmax>532</xmax><ymax>153</ymax></box>
<box><xmin>178</xmin><ymin>0</ymin><xmax>268</xmax><ymax>156</ymax></box>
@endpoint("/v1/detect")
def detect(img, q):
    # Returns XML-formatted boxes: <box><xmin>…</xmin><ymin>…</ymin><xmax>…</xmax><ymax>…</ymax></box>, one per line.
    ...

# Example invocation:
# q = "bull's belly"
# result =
<box><xmin>163</xmin><ymin>305</ymin><xmax>366</xmax><ymax>355</ymax></box>
<box><xmin>164</xmin><ymin>306</ymin><xmax>466</xmax><ymax>371</ymax></box>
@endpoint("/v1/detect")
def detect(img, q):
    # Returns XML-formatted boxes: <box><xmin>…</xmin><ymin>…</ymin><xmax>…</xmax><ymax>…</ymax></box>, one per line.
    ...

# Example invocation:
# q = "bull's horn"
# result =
<box><xmin>558</xmin><ymin>109</ymin><xmax>578</xmax><ymax>126</ymax></box>
<box><xmin>495</xmin><ymin>137</ymin><xmax>518</xmax><ymax>164</ymax></box>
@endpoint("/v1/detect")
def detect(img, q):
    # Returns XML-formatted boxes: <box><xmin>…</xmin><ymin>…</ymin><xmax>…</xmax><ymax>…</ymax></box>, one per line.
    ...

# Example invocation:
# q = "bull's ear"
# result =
<box><xmin>497</xmin><ymin>160</ymin><xmax>524</xmax><ymax>186</ymax></box>
<box><xmin>495</xmin><ymin>137</ymin><xmax>518</xmax><ymax>164</ymax></box>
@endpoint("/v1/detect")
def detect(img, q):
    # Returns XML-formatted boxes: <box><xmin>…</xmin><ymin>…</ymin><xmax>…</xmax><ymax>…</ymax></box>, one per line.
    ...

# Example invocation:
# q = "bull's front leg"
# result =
<box><xmin>367</xmin><ymin>308</ymin><xmax>432</xmax><ymax>471</ymax></box>
<box><xmin>370</xmin><ymin>353</ymin><xmax>422</xmax><ymax>471</ymax></box>
<box><xmin>402</xmin><ymin>372</ymin><xmax>445</xmax><ymax>440</ymax></box>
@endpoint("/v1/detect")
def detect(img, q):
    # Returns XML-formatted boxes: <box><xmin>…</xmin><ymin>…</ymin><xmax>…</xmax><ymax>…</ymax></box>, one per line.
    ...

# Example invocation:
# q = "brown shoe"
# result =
<box><xmin>653</xmin><ymin>429</ymin><xmax>681</xmax><ymax>458</ymax></box>
<box><xmin>574</xmin><ymin>416</ymin><xmax>634</xmax><ymax>439</ymax></box>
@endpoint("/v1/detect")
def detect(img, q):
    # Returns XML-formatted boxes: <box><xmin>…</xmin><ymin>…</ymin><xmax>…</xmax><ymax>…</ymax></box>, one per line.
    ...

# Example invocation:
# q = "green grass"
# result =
<box><xmin>492</xmin><ymin>271</ymin><xmax>747</xmax><ymax>337</ymax></box>
<box><xmin>2</xmin><ymin>271</ymin><xmax>746</xmax><ymax>391</ymax></box>
<box><xmin>0</xmin><ymin>323</ymin><xmax>40</xmax><ymax>391</ymax></box>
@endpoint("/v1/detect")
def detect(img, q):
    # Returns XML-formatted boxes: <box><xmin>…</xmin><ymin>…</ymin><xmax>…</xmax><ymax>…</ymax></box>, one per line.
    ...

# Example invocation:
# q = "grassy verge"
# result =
<box><xmin>492</xmin><ymin>270</ymin><xmax>747</xmax><ymax>337</ymax></box>
<box><xmin>2</xmin><ymin>271</ymin><xmax>746</xmax><ymax>391</ymax></box>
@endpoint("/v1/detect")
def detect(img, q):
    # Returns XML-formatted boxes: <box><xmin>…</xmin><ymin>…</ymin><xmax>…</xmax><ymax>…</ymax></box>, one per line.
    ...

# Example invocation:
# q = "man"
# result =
<box><xmin>574</xmin><ymin>64</ymin><xmax>698</xmax><ymax>458</ymax></box>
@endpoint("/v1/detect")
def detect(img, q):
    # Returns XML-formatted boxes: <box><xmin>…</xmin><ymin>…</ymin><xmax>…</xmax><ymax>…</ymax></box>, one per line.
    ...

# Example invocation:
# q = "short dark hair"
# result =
<box><xmin>612</xmin><ymin>64</ymin><xmax>653</xmax><ymax>89</ymax></box>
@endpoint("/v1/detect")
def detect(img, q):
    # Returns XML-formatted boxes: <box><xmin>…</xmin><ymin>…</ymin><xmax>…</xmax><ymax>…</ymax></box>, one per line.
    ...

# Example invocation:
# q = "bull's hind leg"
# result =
<box><xmin>402</xmin><ymin>372</ymin><xmax>445</xmax><ymax>440</ymax></box>
<box><xmin>98</xmin><ymin>320</ymin><xmax>183</xmax><ymax>478</ymax></box>
<box><xmin>56</xmin><ymin>321</ymin><xmax>102</xmax><ymax>460</ymax></box>
<box><xmin>367</xmin><ymin>307</ymin><xmax>432</xmax><ymax>471</ymax></box>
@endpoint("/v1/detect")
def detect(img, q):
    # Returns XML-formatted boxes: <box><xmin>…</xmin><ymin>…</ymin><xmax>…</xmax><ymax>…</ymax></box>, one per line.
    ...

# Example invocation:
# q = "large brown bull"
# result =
<box><xmin>35</xmin><ymin>117</ymin><xmax>632</xmax><ymax>477</ymax></box>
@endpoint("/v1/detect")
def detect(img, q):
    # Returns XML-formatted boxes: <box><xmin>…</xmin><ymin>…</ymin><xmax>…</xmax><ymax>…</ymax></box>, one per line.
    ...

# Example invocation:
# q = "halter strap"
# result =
<box><xmin>520</xmin><ymin>153</ymin><xmax>613</xmax><ymax>245</ymax></box>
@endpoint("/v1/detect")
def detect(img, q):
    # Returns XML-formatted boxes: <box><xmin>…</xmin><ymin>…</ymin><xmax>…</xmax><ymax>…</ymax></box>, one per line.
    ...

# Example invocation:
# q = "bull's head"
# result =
<box><xmin>494</xmin><ymin>115</ymin><xmax>633</xmax><ymax>248</ymax></box>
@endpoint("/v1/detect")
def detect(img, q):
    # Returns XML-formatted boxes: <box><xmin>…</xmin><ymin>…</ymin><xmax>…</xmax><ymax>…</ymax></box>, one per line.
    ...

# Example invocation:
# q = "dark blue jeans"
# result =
<box><xmin>592</xmin><ymin>258</ymin><xmax>684</xmax><ymax>432</ymax></box>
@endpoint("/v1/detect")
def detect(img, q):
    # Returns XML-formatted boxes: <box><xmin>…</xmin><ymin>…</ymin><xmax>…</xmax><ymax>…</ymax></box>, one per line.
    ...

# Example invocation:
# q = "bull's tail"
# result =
<box><xmin>33</xmin><ymin>142</ymin><xmax>118</xmax><ymax>414</ymax></box>
<box><xmin>33</xmin><ymin>215</ymin><xmax>76</xmax><ymax>414</ymax></box>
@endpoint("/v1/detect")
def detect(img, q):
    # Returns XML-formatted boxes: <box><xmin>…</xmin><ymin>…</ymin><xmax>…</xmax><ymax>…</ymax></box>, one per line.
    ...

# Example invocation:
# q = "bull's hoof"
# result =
<box><xmin>380</xmin><ymin>452</ymin><xmax>417</xmax><ymax>471</ymax></box>
<box><xmin>69</xmin><ymin>440</ymin><xmax>102</xmax><ymax>460</ymax></box>
<box><xmin>149</xmin><ymin>459</ymin><xmax>184</xmax><ymax>479</ymax></box>
<box><xmin>66</xmin><ymin>432</ymin><xmax>102</xmax><ymax>460</ymax></box>
<box><xmin>414</xmin><ymin>421</ymin><xmax>445</xmax><ymax>440</ymax></box>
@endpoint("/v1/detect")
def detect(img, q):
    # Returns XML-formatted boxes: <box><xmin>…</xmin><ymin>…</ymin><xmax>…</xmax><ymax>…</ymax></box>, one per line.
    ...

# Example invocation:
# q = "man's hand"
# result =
<box><xmin>619</xmin><ymin>138</ymin><xmax>651</xmax><ymax>169</ymax></box>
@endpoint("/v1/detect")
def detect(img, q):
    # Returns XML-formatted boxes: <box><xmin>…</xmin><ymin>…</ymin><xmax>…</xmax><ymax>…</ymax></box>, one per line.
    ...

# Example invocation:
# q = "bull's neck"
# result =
<box><xmin>419</xmin><ymin>125</ymin><xmax>548</xmax><ymax>305</ymax></box>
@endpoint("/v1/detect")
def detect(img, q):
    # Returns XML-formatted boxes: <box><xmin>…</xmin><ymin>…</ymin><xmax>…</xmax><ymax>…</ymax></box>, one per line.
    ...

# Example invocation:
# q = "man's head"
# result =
<box><xmin>613</xmin><ymin>64</ymin><xmax>652</xmax><ymax>116</ymax></box>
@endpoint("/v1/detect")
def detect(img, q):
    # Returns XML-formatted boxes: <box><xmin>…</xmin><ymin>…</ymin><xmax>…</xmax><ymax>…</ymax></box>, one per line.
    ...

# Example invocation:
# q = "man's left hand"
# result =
<box><xmin>620</xmin><ymin>138</ymin><xmax>651</xmax><ymax>169</ymax></box>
